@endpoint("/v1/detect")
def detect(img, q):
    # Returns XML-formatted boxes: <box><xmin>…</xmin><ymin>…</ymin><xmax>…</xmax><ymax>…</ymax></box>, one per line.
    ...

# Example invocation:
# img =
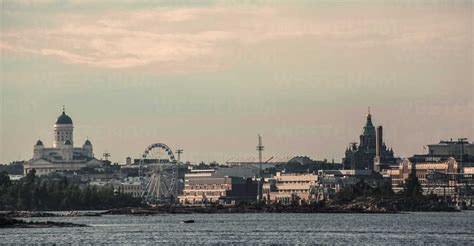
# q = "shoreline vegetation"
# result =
<box><xmin>0</xmin><ymin>170</ymin><xmax>142</xmax><ymax>211</ymax></box>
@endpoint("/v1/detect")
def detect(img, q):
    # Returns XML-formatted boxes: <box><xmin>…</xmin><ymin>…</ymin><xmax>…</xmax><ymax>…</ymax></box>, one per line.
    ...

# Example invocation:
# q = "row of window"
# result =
<box><xmin>120</xmin><ymin>192</ymin><xmax>140</xmax><ymax>197</ymax></box>
<box><xmin>186</xmin><ymin>185</ymin><xmax>228</xmax><ymax>190</ymax></box>
<box><xmin>26</xmin><ymin>168</ymin><xmax>69</xmax><ymax>173</ymax></box>
<box><xmin>56</xmin><ymin>132</ymin><xmax>72</xmax><ymax>137</ymax></box>
<box><xmin>120</xmin><ymin>186</ymin><xmax>140</xmax><ymax>191</ymax></box>
<box><xmin>277</xmin><ymin>189</ymin><xmax>309</xmax><ymax>193</ymax></box>
<box><xmin>56</xmin><ymin>136</ymin><xmax>72</xmax><ymax>141</ymax></box>
<box><xmin>184</xmin><ymin>191</ymin><xmax>225</xmax><ymax>196</ymax></box>
<box><xmin>278</xmin><ymin>181</ymin><xmax>315</xmax><ymax>184</ymax></box>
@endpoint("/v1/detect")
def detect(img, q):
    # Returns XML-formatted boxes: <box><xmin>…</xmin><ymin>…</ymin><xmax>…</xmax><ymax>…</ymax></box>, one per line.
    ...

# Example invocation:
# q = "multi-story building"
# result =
<box><xmin>380</xmin><ymin>139</ymin><xmax>474</xmax><ymax>197</ymax></box>
<box><xmin>383</xmin><ymin>158</ymin><xmax>458</xmax><ymax>187</ymax></box>
<box><xmin>263</xmin><ymin>172</ymin><xmax>318</xmax><ymax>205</ymax></box>
<box><xmin>382</xmin><ymin>157</ymin><xmax>474</xmax><ymax>197</ymax></box>
<box><xmin>409</xmin><ymin>138</ymin><xmax>474</xmax><ymax>169</ymax></box>
<box><xmin>24</xmin><ymin>108</ymin><xmax>103</xmax><ymax>176</ymax></box>
<box><xmin>178</xmin><ymin>169</ymin><xmax>258</xmax><ymax>205</ymax></box>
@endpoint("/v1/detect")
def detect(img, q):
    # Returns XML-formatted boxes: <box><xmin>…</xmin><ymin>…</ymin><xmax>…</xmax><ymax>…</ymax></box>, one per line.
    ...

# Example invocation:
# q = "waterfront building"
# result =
<box><xmin>178</xmin><ymin>169</ymin><xmax>258</xmax><ymax>205</ymax></box>
<box><xmin>343</xmin><ymin>109</ymin><xmax>399</xmax><ymax>170</ymax></box>
<box><xmin>380</xmin><ymin>138</ymin><xmax>474</xmax><ymax>197</ymax></box>
<box><xmin>381</xmin><ymin>157</ymin><xmax>474</xmax><ymax>197</ymax></box>
<box><xmin>23</xmin><ymin>108</ymin><xmax>103</xmax><ymax>176</ymax></box>
<box><xmin>263</xmin><ymin>172</ymin><xmax>318</xmax><ymax>205</ymax></box>
<box><xmin>383</xmin><ymin>158</ymin><xmax>458</xmax><ymax>187</ymax></box>
<box><xmin>186</xmin><ymin>165</ymin><xmax>260</xmax><ymax>179</ymax></box>
<box><xmin>409</xmin><ymin>138</ymin><xmax>474</xmax><ymax>169</ymax></box>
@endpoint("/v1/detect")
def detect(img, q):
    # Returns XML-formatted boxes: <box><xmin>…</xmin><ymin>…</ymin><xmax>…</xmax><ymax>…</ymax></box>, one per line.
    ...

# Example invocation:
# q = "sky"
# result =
<box><xmin>1</xmin><ymin>0</ymin><xmax>473</xmax><ymax>164</ymax></box>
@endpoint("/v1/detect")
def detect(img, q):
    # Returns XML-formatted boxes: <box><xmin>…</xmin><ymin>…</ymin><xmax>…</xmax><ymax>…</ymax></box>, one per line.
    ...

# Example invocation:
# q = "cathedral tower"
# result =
<box><xmin>359</xmin><ymin>107</ymin><xmax>376</xmax><ymax>149</ymax></box>
<box><xmin>53</xmin><ymin>106</ymin><xmax>74</xmax><ymax>148</ymax></box>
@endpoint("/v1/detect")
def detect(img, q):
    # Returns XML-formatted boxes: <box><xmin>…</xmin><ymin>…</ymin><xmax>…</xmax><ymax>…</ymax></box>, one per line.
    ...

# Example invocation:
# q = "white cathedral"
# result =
<box><xmin>24</xmin><ymin>108</ymin><xmax>103</xmax><ymax>176</ymax></box>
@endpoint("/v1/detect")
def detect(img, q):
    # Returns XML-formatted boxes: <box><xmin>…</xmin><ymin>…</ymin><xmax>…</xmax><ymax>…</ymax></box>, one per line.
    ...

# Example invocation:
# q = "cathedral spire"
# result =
<box><xmin>362</xmin><ymin>107</ymin><xmax>375</xmax><ymax>136</ymax></box>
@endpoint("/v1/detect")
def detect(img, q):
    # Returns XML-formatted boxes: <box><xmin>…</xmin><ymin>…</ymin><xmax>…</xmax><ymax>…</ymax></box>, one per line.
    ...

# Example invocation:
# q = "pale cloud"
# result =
<box><xmin>1</xmin><ymin>4</ymin><xmax>471</xmax><ymax>71</ymax></box>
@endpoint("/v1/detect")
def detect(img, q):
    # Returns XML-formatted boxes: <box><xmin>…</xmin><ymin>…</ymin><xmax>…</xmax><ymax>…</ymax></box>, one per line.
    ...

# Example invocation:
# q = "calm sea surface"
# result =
<box><xmin>2</xmin><ymin>211</ymin><xmax>473</xmax><ymax>244</ymax></box>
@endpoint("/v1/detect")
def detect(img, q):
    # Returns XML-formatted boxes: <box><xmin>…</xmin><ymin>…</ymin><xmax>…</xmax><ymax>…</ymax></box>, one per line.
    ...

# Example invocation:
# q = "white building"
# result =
<box><xmin>90</xmin><ymin>177</ymin><xmax>142</xmax><ymax>197</ymax></box>
<box><xmin>24</xmin><ymin>108</ymin><xmax>103</xmax><ymax>176</ymax></box>
<box><xmin>263</xmin><ymin>172</ymin><xmax>319</xmax><ymax>205</ymax></box>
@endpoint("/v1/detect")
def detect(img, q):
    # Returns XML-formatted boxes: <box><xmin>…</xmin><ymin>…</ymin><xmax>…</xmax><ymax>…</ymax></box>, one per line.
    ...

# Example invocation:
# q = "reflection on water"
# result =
<box><xmin>2</xmin><ymin>212</ymin><xmax>473</xmax><ymax>244</ymax></box>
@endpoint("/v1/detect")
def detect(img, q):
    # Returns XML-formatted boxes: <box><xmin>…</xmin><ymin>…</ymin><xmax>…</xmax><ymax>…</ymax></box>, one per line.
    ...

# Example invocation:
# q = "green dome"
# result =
<box><xmin>56</xmin><ymin>111</ymin><xmax>73</xmax><ymax>124</ymax></box>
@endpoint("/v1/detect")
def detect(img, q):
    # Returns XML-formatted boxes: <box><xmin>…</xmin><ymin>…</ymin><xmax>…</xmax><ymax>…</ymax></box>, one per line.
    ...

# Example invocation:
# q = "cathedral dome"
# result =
<box><xmin>35</xmin><ymin>140</ymin><xmax>43</xmax><ymax>146</ymax></box>
<box><xmin>56</xmin><ymin>111</ymin><xmax>73</xmax><ymax>125</ymax></box>
<box><xmin>64</xmin><ymin>140</ymin><xmax>72</xmax><ymax>145</ymax></box>
<box><xmin>84</xmin><ymin>139</ymin><xmax>92</xmax><ymax>146</ymax></box>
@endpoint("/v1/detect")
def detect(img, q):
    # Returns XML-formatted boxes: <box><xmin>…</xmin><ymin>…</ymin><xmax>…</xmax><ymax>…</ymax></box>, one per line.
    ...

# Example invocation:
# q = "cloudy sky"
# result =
<box><xmin>1</xmin><ymin>0</ymin><xmax>473</xmax><ymax>164</ymax></box>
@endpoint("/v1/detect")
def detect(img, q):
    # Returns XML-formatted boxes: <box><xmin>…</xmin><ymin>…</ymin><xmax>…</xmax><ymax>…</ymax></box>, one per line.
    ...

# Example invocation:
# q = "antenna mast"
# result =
<box><xmin>256</xmin><ymin>134</ymin><xmax>264</xmax><ymax>202</ymax></box>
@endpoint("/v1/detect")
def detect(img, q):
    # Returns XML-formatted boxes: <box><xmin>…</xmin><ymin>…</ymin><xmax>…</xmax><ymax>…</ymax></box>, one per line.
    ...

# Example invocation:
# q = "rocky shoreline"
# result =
<box><xmin>0</xmin><ymin>216</ymin><xmax>88</xmax><ymax>228</ymax></box>
<box><xmin>103</xmin><ymin>196</ymin><xmax>459</xmax><ymax>215</ymax></box>
<box><xmin>0</xmin><ymin>211</ymin><xmax>102</xmax><ymax>218</ymax></box>
<box><xmin>104</xmin><ymin>206</ymin><xmax>393</xmax><ymax>215</ymax></box>
<box><xmin>104</xmin><ymin>202</ymin><xmax>457</xmax><ymax>215</ymax></box>
<box><xmin>331</xmin><ymin>196</ymin><xmax>459</xmax><ymax>212</ymax></box>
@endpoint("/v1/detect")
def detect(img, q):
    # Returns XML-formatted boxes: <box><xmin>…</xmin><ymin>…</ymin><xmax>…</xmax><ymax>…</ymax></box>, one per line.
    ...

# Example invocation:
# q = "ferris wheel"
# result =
<box><xmin>139</xmin><ymin>143</ymin><xmax>179</xmax><ymax>203</ymax></box>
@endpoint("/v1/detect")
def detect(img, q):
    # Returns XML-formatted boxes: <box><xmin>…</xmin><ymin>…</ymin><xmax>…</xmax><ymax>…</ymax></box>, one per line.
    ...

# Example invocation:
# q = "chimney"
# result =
<box><xmin>376</xmin><ymin>126</ymin><xmax>383</xmax><ymax>158</ymax></box>
<box><xmin>374</xmin><ymin>126</ymin><xmax>383</xmax><ymax>172</ymax></box>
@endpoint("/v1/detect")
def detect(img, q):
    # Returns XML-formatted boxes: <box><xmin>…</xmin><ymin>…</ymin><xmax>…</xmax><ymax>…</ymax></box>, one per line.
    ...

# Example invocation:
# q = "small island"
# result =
<box><xmin>0</xmin><ymin>215</ymin><xmax>87</xmax><ymax>228</ymax></box>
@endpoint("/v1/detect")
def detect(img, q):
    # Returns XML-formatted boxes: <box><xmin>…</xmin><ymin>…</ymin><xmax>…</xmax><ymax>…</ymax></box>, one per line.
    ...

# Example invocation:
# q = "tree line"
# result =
<box><xmin>0</xmin><ymin>170</ymin><xmax>142</xmax><ymax>211</ymax></box>
<box><xmin>333</xmin><ymin>172</ymin><xmax>432</xmax><ymax>205</ymax></box>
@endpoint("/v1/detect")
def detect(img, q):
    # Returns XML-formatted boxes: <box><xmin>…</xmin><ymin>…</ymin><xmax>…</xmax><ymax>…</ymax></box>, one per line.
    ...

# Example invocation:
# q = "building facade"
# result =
<box><xmin>383</xmin><ymin>158</ymin><xmax>458</xmax><ymax>187</ymax></box>
<box><xmin>263</xmin><ymin>172</ymin><xmax>318</xmax><ymax>205</ymax></box>
<box><xmin>380</xmin><ymin>157</ymin><xmax>474</xmax><ymax>196</ymax></box>
<box><xmin>24</xmin><ymin>108</ymin><xmax>103</xmax><ymax>176</ymax></box>
<box><xmin>409</xmin><ymin>138</ymin><xmax>474</xmax><ymax>169</ymax></box>
<box><xmin>178</xmin><ymin>169</ymin><xmax>258</xmax><ymax>205</ymax></box>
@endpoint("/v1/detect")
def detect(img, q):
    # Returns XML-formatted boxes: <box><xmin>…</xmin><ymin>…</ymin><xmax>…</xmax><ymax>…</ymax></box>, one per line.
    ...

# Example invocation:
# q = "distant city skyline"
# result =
<box><xmin>1</xmin><ymin>1</ymin><xmax>473</xmax><ymax>164</ymax></box>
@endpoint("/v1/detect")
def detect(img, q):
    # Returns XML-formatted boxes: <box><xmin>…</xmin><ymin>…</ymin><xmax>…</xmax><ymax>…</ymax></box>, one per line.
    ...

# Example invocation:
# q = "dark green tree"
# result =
<box><xmin>403</xmin><ymin>172</ymin><xmax>423</xmax><ymax>197</ymax></box>
<box><xmin>0</xmin><ymin>170</ymin><xmax>142</xmax><ymax>210</ymax></box>
<box><xmin>0</xmin><ymin>171</ymin><xmax>12</xmax><ymax>188</ymax></box>
<box><xmin>334</xmin><ymin>187</ymin><xmax>355</xmax><ymax>203</ymax></box>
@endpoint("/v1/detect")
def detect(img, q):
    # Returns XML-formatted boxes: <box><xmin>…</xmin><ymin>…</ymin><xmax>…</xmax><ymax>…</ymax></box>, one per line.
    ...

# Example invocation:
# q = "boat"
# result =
<box><xmin>180</xmin><ymin>220</ymin><xmax>195</xmax><ymax>224</ymax></box>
